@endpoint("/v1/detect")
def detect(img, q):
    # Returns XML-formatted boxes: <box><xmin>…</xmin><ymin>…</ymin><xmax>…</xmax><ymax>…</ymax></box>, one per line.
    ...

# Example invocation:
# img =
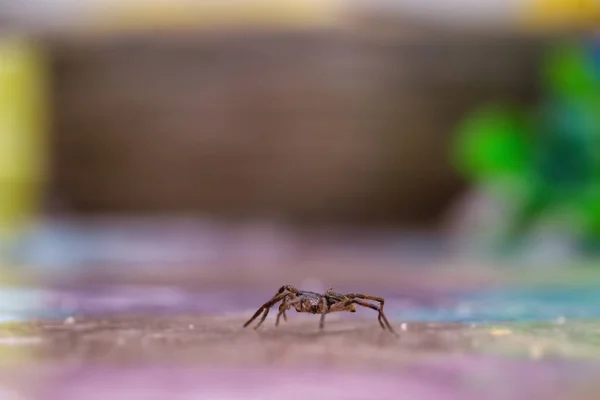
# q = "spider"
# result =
<box><xmin>242</xmin><ymin>285</ymin><xmax>397</xmax><ymax>335</ymax></box>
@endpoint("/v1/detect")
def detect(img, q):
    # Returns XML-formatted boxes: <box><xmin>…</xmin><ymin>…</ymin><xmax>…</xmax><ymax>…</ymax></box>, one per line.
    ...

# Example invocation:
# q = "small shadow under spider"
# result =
<box><xmin>255</xmin><ymin>327</ymin><xmax>361</xmax><ymax>339</ymax></box>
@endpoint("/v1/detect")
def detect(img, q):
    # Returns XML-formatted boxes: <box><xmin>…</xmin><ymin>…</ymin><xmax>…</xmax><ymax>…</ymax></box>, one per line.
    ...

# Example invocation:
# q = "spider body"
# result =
<box><xmin>285</xmin><ymin>290</ymin><xmax>356</xmax><ymax>314</ymax></box>
<box><xmin>243</xmin><ymin>285</ymin><xmax>397</xmax><ymax>335</ymax></box>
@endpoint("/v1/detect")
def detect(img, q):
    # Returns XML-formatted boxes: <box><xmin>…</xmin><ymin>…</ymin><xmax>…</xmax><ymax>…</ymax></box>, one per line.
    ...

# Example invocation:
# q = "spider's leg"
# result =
<box><xmin>347</xmin><ymin>294</ymin><xmax>385</xmax><ymax>328</ymax></box>
<box><xmin>243</xmin><ymin>285</ymin><xmax>299</xmax><ymax>329</ymax></box>
<box><xmin>243</xmin><ymin>292</ymin><xmax>289</xmax><ymax>329</ymax></box>
<box><xmin>277</xmin><ymin>285</ymin><xmax>300</xmax><ymax>295</ymax></box>
<box><xmin>319</xmin><ymin>296</ymin><xmax>329</xmax><ymax>330</ymax></box>
<box><xmin>255</xmin><ymin>307</ymin><xmax>271</xmax><ymax>329</ymax></box>
<box><xmin>276</xmin><ymin>296</ymin><xmax>302</xmax><ymax>327</ymax></box>
<box><xmin>277</xmin><ymin>302</ymin><xmax>288</xmax><ymax>325</ymax></box>
<box><xmin>351</xmin><ymin>298</ymin><xmax>398</xmax><ymax>335</ymax></box>
<box><xmin>275</xmin><ymin>309</ymin><xmax>285</xmax><ymax>326</ymax></box>
<box><xmin>271</xmin><ymin>286</ymin><xmax>299</xmax><ymax>323</ymax></box>
<box><xmin>347</xmin><ymin>294</ymin><xmax>386</xmax><ymax>329</ymax></box>
<box><xmin>275</xmin><ymin>294</ymin><xmax>297</xmax><ymax>326</ymax></box>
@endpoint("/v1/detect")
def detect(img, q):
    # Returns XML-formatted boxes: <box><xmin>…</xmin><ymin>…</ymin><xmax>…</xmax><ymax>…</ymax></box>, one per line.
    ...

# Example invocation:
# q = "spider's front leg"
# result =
<box><xmin>270</xmin><ymin>285</ymin><xmax>299</xmax><ymax>326</ymax></box>
<box><xmin>243</xmin><ymin>285</ymin><xmax>300</xmax><ymax>330</ymax></box>
<box><xmin>277</xmin><ymin>302</ymin><xmax>288</xmax><ymax>324</ymax></box>
<box><xmin>275</xmin><ymin>295</ymin><xmax>305</xmax><ymax>326</ymax></box>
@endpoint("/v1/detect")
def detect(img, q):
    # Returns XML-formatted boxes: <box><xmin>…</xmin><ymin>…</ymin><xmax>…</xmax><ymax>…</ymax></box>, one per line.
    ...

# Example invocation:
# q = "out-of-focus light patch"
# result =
<box><xmin>0</xmin><ymin>287</ymin><xmax>47</xmax><ymax>322</ymax></box>
<box><xmin>542</xmin><ymin>41</ymin><xmax>600</xmax><ymax>99</ymax></box>
<box><xmin>0</xmin><ymin>338</ymin><xmax>38</xmax><ymax>367</ymax></box>
<box><xmin>0</xmin><ymin>337</ymin><xmax>41</xmax><ymax>346</ymax></box>
<box><xmin>353</xmin><ymin>0</ymin><xmax>523</xmax><ymax>29</ymax></box>
<box><xmin>521</xmin><ymin>0</ymin><xmax>600</xmax><ymax>31</ymax></box>
<box><xmin>0</xmin><ymin>387</ymin><xmax>28</xmax><ymax>400</ymax></box>
<box><xmin>451</xmin><ymin>105</ymin><xmax>533</xmax><ymax>184</ymax></box>
<box><xmin>490</xmin><ymin>328</ymin><xmax>513</xmax><ymax>336</ymax></box>
<box><xmin>0</xmin><ymin>270</ymin><xmax>31</xmax><ymax>288</ymax></box>
<box><xmin>0</xmin><ymin>36</ymin><xmax>49</xmax><ymax>247</ymax></box>
<box><xmin>354</xmin><ymin>0</ymin><xmax>599</xmax><ymax>32</ymax></box>
<box><xmin>398</xmin><ymin>286</ymin><xmax>600</xmax><ymax>323</ymax></box>
<box><xmin>0</xmin><ymin>34</ymin><xmax>49</xmax><ymax>332</ymax></box>
<box><xmin>450</xmin><ymin>39</ymin><xmax>600</xmax><ymax>253</ymax></box>
<box><xmin>85</xmin><ymin>0</ymin><xmax>344</xmax><ymax>34</ymax></box>
<box><xmin>0</xmin><ymin>290</ymin><xmax>43</xmax><ymax>367</ymax></box>
<box><xmin>529</xmin><ymin>343</ymin><xmax>545</xmax><ymax>359</ymax></box>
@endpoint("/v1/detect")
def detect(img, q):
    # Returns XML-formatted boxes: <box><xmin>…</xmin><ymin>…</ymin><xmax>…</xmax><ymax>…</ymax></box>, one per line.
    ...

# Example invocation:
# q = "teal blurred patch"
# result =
<box><xmin>399</xmin><ymin>287</ymin><xmax>600</xmax><ymax>323</ymax></box>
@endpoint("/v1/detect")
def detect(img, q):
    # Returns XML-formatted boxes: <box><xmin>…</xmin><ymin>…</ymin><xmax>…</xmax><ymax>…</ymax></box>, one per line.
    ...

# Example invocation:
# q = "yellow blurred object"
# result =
<box><xmin>490</xmin><ymin>328</ymin><xmax>513</xmax><ymax>336</ymax></box>
<box><xmin>89</xmin><ymin>0</ymin><xmax>343</xmax><ymax>34</ymax></box>
<box><xmin>521</xmin><ymin>0</ymin><xmax>600</xmax><ymax>30</ymax></box>
<box><xmin>0</xmin><ymin>322</ymin><xmax>40</xmax><ymax>367</ymax></box>
<box><xmin>0</xmin><ymin>36</ymin><xmax>49</xmax><ymax>247</ymax></box>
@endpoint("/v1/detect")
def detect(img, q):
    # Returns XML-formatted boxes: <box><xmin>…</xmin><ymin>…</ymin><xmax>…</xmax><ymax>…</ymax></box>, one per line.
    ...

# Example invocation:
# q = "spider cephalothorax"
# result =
<box><xmin>243</xmin><ymin>285</ymin><xmax>397</xmax><ymax>335</ymax></box>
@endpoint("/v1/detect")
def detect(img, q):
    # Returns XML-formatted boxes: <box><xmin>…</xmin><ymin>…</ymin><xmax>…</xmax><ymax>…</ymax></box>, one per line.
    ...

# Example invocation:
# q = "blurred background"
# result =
<box><xmin>0</xmin><ymin>0</ymin><xmax>599</xmax><ymax>321</ymax></box>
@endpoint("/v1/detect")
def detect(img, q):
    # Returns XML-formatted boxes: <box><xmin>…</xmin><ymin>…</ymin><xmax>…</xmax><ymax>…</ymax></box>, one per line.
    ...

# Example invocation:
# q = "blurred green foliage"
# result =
<box><xmin>451</xmin><ymin>38</ymin><xmax>600</xmax><ymax>249</ymax></box>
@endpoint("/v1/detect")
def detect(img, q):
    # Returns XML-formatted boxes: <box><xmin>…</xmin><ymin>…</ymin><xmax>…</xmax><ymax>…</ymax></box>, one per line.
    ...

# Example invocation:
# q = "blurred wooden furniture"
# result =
<box><xmin>47</xmin><ymin>19</ymin><xmax>543</xmax><ymax>227</ymax></box>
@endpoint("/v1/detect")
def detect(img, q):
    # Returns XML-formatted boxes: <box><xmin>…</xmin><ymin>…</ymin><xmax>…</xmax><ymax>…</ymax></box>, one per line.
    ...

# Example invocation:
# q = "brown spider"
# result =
<box><xmin>243</xmin><ymin>285</ymin><xmax>397</xmax><ymax>335</ymax></box>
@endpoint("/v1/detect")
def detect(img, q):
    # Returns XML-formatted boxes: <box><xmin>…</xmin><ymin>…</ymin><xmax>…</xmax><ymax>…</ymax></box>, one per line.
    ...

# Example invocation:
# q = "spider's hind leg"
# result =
<box><xmin>319</xmin><ymin>296</ymin><xmax>329</xmax><ymax>330</ymax></box>
<box><xmin>347</xmin><ymin>294</ymin><xmax>387</xmax><ymax>329</ymax></box>
<box><xmin>351</xmin><ymin>298</ymin><xmax>397</xmax><ymax>335</ymax></box>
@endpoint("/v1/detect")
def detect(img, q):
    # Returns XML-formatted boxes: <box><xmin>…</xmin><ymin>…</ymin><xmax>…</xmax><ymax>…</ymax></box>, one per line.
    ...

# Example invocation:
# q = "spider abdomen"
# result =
<box><xmin>293</xmin><ymin>291</ymin><xmax>326</xmax><ymax>314</ymax></box>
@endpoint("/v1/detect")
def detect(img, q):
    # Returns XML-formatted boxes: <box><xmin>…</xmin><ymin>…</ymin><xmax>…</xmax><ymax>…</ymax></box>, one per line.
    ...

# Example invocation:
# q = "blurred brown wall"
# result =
<box><xmin>47</xmin><ymin>25</ymin><xmax>542</xmax><ymax>227</ymax></box>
